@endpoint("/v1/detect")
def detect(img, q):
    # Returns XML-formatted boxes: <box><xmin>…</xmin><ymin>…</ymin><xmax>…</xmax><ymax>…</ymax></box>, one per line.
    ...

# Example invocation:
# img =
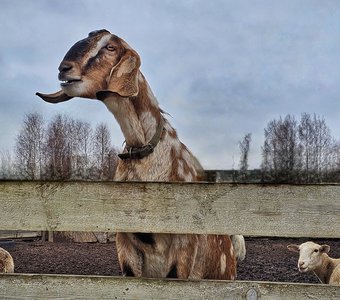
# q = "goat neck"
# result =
<box><xmin>101</xmin><ymin>73</ymin><xmax>162</xmax><ymax>149</ymax></box>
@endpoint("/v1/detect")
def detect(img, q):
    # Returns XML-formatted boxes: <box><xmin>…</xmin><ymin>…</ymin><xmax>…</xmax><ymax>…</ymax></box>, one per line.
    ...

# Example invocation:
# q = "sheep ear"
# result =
<box><xmin>319</xmin><ymin>245</ymin><xmax>330</xmax><ymax>254</ymax></box>
<box><xmin>287</xmin><ymin>244</ymin><xmax>300</xmax><ymax>252</ymax></box>
<box><xmin>105</xmin><ymin>49</ymin><xmax>141</xmax><ymax>98</ymax></box>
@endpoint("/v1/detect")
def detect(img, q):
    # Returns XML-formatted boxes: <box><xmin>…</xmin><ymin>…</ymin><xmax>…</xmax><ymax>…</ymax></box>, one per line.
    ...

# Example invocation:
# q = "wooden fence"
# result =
<box><xmin>0</xmin><ymin>230</ymin><xmax>41</xmax><ymax>240</ymax></box>
<box><xmin>0</xmin><ymin>180</ymin><xmax>339</xmax><ymax>299</ymax></box>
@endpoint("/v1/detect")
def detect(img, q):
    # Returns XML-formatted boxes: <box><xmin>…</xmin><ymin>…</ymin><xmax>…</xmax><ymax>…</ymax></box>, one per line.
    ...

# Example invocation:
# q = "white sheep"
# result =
<box><xmin>0</xmin><ymin>247</ymin><xmax>14</xmax><ymax>273</ymax></box>
<box><xmin>287</xmin><ymin>241</ymin><xmax>340</xmax><ymax>284</ymax></box>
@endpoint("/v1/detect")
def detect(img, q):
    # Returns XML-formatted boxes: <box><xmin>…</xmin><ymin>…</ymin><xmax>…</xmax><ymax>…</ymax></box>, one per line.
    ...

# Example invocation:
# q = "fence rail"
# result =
<box><xmin>1</xmin><ymin>181</ymin><xmax>339</xmax><ymax>237</ymax></box>
<box><xmin>1</xmin><ymin>274</ymin><xmax>339</xmax><ymax>300</ymax></box>
<box><xmin>0</xmin><ymin>180</ymin><xmax>339</xmax><ymax>299</ymax></box>
<box><xmin>0</xmin><ymin>230</ymin><xmax>41</xmax><ymax>240</ymax></box>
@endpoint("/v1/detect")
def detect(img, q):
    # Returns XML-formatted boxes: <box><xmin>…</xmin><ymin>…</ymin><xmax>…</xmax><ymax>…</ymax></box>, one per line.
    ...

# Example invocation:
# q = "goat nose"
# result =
<box><xmin>58</xmin><ymin>62</ymin><xmax>73</xmax><ymax>72</ymax></box>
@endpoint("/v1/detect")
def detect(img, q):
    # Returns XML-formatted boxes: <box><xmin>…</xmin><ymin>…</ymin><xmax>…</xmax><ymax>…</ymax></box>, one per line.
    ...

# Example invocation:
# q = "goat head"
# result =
<box><xmin>37</xmin><ymin>29</ymin><xmax>141</xmax><ymax>103</ymax></box>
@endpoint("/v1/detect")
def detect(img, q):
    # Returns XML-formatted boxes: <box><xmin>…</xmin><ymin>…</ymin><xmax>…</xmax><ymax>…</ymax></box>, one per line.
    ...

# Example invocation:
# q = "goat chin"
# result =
<box><xmin>36</xmin><ymin>90</ymin><xmax>73</xmax><ymax>103</ymax></box>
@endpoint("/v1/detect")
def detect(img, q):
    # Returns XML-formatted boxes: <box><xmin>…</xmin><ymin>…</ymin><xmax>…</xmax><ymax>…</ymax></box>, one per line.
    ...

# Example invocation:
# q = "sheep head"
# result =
<box><xmin>36</xmin><ymin>29</ymin><xmax>141</xmax><ymax>103</ymax></box>
<box><xmin>287</xmin><ymin>241</ymin><xmax>330</xmax><ymax>273</ymax></box>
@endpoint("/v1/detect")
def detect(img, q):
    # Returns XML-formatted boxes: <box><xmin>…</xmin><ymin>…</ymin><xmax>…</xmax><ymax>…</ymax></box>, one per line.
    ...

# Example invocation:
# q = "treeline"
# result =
<box><xmin>0</xmin><ymin>113</ymin><xmax>118</xmax><ymax>180</ymax></box>
<box><xmin>261</xmin><ymin>113</ymin><xmax>340</xmax><ymax>183</ymax></box>
<box><xmin>1</xmin><ymin>112</ymin><xmax>339</xmax><ymax>183</ymax></box>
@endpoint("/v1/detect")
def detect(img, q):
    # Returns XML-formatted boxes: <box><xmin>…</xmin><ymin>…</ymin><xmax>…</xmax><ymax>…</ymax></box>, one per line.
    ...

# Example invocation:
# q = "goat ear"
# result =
<box><xmin>319</xmin><ymin>245</ymin><xmax>330</xmax><ymax>254</ymax></box>
<box><xmin>105</xmin><ymin>49</ymin><xmax>141</xmax><ymax>98</ymax></box>
<box><xmin>287</xmin><ymin>244</ymin><xmax>300</xmax><ymax>252</ymax></box>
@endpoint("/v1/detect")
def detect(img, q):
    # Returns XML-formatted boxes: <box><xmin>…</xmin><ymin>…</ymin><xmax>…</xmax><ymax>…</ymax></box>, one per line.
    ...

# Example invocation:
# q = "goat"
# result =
<box><xmin>0</xmin><ymin>247</ymin><xmax>14</xmax><ymax>273</ymax></box>
<box><xmin>37</xmin><ymin>29</ymin><xmax>238</xmax><ymax>279</ymax></box>
<box><xmin>287</xmin><ymin>241</ymin><xmax>340</xmax><ymax>284</ymax></box>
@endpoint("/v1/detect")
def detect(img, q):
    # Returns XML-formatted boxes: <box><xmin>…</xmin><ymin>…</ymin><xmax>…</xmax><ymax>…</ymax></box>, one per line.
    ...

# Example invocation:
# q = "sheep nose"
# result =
<box><xmin>298</xmin><ymin>261</ymin><xmax>305</xmax><ymax>268</ymax></box>
<box><xmin>58</xmin><ymin>62</ymin><xmax>74</xmax><ymax>73</ymax></box>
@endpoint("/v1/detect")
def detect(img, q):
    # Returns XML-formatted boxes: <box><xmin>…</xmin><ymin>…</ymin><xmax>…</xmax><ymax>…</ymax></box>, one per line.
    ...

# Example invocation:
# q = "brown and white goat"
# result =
<box><xmin>37</xmin><ymin>29</ymin><xmax>237</xmax><ymax>279</ymax></box>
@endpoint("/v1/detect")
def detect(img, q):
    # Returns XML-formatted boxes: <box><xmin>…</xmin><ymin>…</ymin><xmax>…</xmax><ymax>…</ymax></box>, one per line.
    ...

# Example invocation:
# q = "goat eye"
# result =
<box><xmin>106</xmin><ymin>45</ymin><xmax>116</xmax><ymax>51</ymax></box>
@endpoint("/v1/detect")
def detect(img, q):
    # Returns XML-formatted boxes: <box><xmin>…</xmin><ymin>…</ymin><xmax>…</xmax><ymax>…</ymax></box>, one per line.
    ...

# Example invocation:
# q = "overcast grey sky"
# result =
<box><xmin>1</xmin><ymin>0</ymin><xmax>340</xmax><ymax>169</ymax></box>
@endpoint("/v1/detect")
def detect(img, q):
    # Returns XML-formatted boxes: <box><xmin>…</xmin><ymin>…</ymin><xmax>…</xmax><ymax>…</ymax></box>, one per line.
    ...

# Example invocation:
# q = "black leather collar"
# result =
<box><xmin>118</xmin><ymin>117</ymin><xmax>164</xmax><ymax>160</ymax></box>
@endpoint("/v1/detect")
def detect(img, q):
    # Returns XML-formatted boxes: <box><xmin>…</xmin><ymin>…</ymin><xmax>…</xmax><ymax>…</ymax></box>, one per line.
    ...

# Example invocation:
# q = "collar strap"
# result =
<box><xmin>118</xmin><ymin>117</ymin><xmax>164</xmax><ymax>160</ymax></box>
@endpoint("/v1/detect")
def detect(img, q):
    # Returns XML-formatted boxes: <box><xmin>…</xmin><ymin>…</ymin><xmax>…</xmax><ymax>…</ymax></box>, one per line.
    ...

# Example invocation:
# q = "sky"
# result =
<box><xmin>1</xmin><ymin>0</ymin><xmax>340</xmax><ymax>169</ymax></box>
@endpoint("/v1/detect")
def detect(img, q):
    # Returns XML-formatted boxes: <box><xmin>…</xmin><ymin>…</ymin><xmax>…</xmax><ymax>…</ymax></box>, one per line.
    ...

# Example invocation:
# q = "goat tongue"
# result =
<box><xmin>36</xmin><ymin>90</ymin><xmax>73</xmax><ymax>103</ymax></box>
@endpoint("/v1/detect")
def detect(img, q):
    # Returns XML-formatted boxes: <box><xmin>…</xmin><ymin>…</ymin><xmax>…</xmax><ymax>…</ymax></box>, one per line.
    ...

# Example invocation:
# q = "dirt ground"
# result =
<box><xmin>5</xmin><ymin>237</ymin><xmax>340</xmax><ymax>284</ymax></box>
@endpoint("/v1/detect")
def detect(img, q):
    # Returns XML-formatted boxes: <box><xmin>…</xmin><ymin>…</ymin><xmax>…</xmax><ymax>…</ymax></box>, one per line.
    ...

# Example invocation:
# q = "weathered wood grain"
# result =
<box><xmin>0</xmin><ymin>230</ymin><xmax>41</xmax><ymax>239</ymax></box>
<box><xmin>0</xmin><ymin>274</ymin><xmax>339</xmax><ymax>300</ymax></box>
<box><xmin>0</xmin><ymin>181</ymin><xmax>339</xmax><ymax>237</ymax></box>
<box><xmin>1</xmin><ymin>181</ymin><xmax>339</xmax><ymax>299</ymax></box>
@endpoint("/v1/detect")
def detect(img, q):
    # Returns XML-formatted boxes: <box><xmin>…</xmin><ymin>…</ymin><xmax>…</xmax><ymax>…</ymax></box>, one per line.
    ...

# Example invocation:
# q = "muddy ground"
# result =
<box><xmin>5</xmin><ymin>237</ymin><xmax>340</xmax><ymax>284</ymax></box>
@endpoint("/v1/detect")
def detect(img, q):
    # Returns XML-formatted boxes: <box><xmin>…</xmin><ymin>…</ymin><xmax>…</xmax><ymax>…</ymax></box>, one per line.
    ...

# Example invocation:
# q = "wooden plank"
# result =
<box><xmin>0</xmin><ymin>230</ymin><xmax>41</xmax><ymax>239</ymax></box>
<box><xmin>0</xmin><ymin>274</ymin><xmax>339</xmax><ymax>300</ymax></box>
<box><xmin>0</xmin><ymin>181</ymin><xmax>339</xmax><ymax>237</ymax></box>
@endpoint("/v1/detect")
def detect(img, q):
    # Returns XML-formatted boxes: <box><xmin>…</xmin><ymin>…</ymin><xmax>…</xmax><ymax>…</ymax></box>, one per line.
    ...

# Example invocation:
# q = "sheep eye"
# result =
<box><xmin>313</xmin><ymin>249</ymin><xmax>318</xmax><ymax>253</ymax></box>
<box><xmin>106</xmin><ymin>45</ymin><xmax>116</xmax><ymax>51</ymax></box>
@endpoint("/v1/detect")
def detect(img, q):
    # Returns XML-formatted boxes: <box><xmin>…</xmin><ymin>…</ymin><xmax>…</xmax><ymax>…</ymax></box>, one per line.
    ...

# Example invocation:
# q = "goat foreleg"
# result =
<box><xmin>116</xmin><ymin>233</ymin><xmax>143</xmax><ymax>277</ymax></box>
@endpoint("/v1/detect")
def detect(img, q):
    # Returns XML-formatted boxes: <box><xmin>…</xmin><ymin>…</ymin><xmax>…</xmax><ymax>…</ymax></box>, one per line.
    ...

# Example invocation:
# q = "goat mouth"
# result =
<box><xmin>60</xmin><ymin>79</ymin><xmax>82</xmax><ymax>87</ymax></box>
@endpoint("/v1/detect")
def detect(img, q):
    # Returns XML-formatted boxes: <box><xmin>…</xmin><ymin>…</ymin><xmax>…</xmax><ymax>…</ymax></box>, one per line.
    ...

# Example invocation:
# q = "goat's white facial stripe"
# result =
<box><xmin>86</xmin><ymin>34</ymin><xmax>112</xmax><ymax>63</ymax></box>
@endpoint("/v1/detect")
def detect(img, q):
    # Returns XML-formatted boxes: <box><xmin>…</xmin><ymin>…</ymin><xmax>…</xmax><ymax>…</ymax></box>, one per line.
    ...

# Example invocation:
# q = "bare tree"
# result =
<box><xmin>0</xmin><ymin>149</ymin><xmax>14</xmax><ymax>179</ymax></box>
<box><xmin>261</xmin><ymin>115</ymin><xmax>300</xmax><ymax>182</ymax></box>
<box><xmin>238</xmin><ymin>133</ymin><xmax>252</xmax><ymax>180</ymax></box>
<box><xmin>262</xmin><ymin>113</ymin><xmax>338</xmax><ymax>183</ymax></box>
<box><xmin>44</xmin><ymin>114</ymin><xmax>72</xmax><ymax>180</ymax></box>
<box><xmin>15</xmin><ymin>113</ymin><xmax>45</xmax><ymax>179</ymax></box>
<box><xmin>66</xmin><ymin>119</ymin><xmax>93</xmax><ymax>179</ymax></box>
<box><xmin>335</xmin><ymin>142</ymin><xmax>340</xmax><ymax>170</ymax></box>
<box><xmin>299</xmin><ymin>113</ymin><xmax>332</xmax><ymax>182</ymax></box>
<box><xmin>312</xmin><ymin>115</ymin><xmax>332</xmax><ymax>181</ymax></box>
<box><xmin>92</xmin><ymin>123</ymin><xmax>117</xmax><ymax>180</ymax></box>
<box><xmin>298</xmin><ymin>113</ymin><xmax>313</xmax><ymax>182</ymax></box>
<box><xmin>11</xmin><ymin>112</ymin><xmax>119</xmax><ymax>182</ymax></box>
<box><xmin>326</xmin><ymin>140</ymin><xmax>340</xmax><ymax>182</ymax></box>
